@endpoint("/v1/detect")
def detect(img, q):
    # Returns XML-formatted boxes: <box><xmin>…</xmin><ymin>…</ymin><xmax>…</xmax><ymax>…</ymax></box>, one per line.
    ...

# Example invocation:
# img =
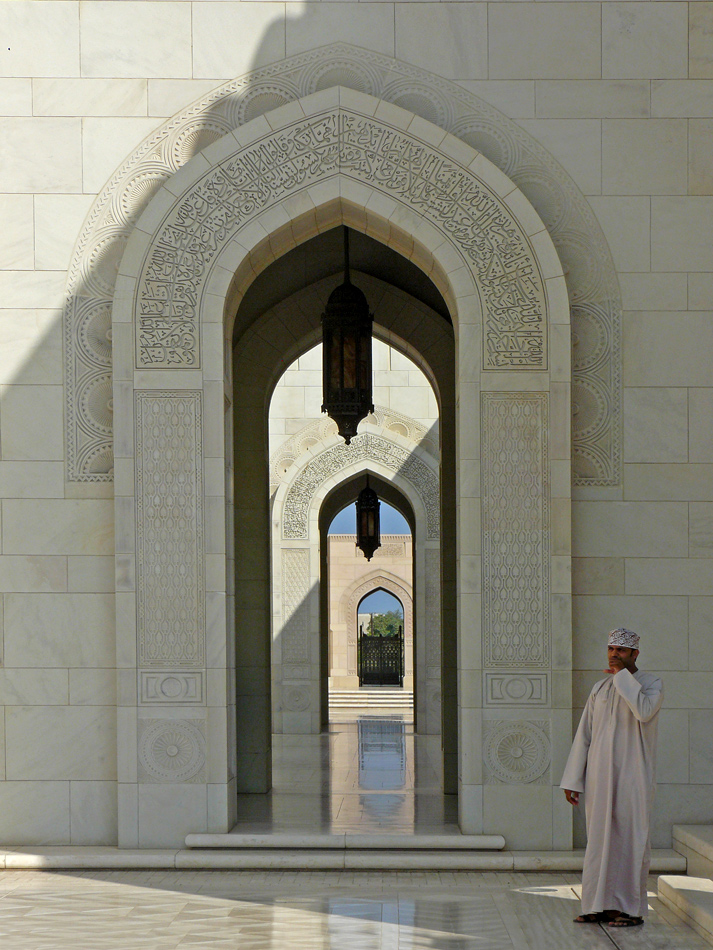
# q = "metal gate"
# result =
<box><xmin>358</xmin><ymin>624</ymin><xmax>404</xmax><ymax>686</ymax></box>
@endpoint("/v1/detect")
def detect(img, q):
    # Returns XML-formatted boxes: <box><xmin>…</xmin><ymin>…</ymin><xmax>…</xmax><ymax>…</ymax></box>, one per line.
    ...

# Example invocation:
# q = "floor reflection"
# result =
<box><xmin>233</xmin><ymin>712</ymin><xmax>457</xmax><ymax>834</ymax></box>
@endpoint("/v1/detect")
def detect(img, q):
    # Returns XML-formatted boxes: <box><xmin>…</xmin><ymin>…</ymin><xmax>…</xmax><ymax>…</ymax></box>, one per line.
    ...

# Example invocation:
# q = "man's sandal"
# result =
<box><xmin>574</xmin><ymin>912</ymin><xmax>606</xmax><ymax>923</ymax></box>
<box><xmin>608</xmin><ymin>914</ymin><xmax>644</xmax><ymax>927</ymax></box>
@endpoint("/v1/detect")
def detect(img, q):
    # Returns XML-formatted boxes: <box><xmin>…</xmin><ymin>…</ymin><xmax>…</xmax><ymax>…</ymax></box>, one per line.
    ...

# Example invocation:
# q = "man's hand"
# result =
<box><xmin>564</xmin><ymin>789</ymin><xmax>579</xmax><ymax>805</ymax></box>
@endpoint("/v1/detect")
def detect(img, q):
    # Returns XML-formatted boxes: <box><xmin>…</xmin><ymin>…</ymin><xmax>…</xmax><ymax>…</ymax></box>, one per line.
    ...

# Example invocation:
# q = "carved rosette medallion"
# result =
<box><xmin>481</xmin><ymin>393</ymin><xmax>550</xmax><ymax>668</ymax></box>
<box><xmin>138</xmin><ymin>719</ymin><xmax>206</xmax><ymax>783</ymax></box>
<box><xmin>66</xmin><ymin>43</ymin><xmax>621</xmax><ymax>486</ymax></box>
<box><xmin>483</xmin><ymin>720</ymin><xmax>550</xmax><ymax>784</ymax></box>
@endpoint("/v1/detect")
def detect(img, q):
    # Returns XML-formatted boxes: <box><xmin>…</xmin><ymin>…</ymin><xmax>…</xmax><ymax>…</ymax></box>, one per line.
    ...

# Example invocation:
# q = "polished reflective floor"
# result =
<box><xmin>234</xmin><ymin>713</ymin><xmax>458</xmax><ymax>834</ymax></box>
<box><xmin>0</xmin><ymin>869</ymin><xmax>705</xmax><ymax>949</ymax></box>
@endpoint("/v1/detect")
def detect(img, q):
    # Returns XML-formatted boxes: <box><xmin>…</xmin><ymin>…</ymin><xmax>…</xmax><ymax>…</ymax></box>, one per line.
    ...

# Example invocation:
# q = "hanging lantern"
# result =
<box><xmin>356</xmin><ymin>477</ymin><xmax>381</xmax><ymax>561</ymax></box>
<box><xmin>321</xmin><ymin>227</ymin><xmax>374</xmax><ymax>444</ymax></box>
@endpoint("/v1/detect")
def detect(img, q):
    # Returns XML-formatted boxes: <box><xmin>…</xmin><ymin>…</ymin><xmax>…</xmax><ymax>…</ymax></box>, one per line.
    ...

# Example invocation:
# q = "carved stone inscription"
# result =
<box><xmin>481</xmin><ymin>393</ymin><xmax>550</xmax><ymax>668</ymax></box>
<box><xmin>135</xmin><ymin>391</ymin><xmax>205</xmax><ymax>667</ymax></box>
<box><xmin>135</xmin><ymin>110</ymin><xmax>545</xmax><ymax>371</ymax></box>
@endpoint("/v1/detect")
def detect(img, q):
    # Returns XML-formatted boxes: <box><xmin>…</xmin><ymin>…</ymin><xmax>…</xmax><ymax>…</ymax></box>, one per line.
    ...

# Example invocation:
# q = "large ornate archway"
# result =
<box><xmin>271</xmin><ymin>418</ymin><xmax>440</xmax><ymax>736</ymax></box>
<box><xmin>111</xmin><ymin>86</ymin><xmax>571</xmax><ymax>848</ymax></box>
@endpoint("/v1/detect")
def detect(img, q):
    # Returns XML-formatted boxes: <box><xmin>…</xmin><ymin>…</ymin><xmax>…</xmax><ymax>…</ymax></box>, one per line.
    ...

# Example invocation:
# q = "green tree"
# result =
<box><xmin>368</xmin><ymin>610</ymin><xmax>403</xmax><ymax>637</ymax></box>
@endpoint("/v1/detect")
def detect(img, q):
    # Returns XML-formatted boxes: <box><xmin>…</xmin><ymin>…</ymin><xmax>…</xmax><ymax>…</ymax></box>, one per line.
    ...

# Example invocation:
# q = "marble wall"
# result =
<box><xmin>0</xmin><ymin>0</ymin><xmax>712</xmax><ymax>847</ymax></box>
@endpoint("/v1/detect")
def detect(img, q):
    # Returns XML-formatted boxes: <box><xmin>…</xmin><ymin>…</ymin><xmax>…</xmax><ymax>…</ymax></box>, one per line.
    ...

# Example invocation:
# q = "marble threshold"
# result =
<box><xmin>657</xmin><ymin>826</ymin><xmax>713</xmax><ymax>947</ymax></box>
<box><xmin>0</xmin><ymin>846</ymin><xmax>687</xmax><ymax>872</ymax></box>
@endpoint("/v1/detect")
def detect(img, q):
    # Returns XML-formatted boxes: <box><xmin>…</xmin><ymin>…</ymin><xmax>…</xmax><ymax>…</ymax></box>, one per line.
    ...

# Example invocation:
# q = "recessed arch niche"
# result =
<box><xmin>112</xmin><ymin>87</ymin><xmax>571</xmax><ymax>848</ymax></box>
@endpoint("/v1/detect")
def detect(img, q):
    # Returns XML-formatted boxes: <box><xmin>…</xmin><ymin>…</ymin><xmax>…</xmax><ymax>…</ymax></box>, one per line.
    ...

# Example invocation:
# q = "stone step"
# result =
<box><xmin>184</xmin><ymin>832</ymin><xmax>505</xmax><ymax>850</ymax></box>
<box><xmin>0</xmin><ymin>847</ymin><xmax>687</xmax><ymax>872</ymax></box>
<box><xmin>329</xmin><ymin>689</ymin><xmax>414</xmax><ymax>707</ymax></box>
<box><xmin>673</xmin><ymin>825</ymin><xmax>713</xmax><ymax>878</ymax></box>
<box><xmin>658</xmin><ymin>876</ymin><xmax>713</xmax><ymax>947</ymax></box>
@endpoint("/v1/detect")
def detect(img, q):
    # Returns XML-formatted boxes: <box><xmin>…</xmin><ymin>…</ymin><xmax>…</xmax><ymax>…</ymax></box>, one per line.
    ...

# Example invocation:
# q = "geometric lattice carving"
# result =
<box><xmin>282</xmin><ymin>432</ymin><xmax>440</xmax><ymax>541</ymax></box>
<box><xmin>484</xmin><ymin>672</ymin><xmax>549</xmax><ymax>706</ymax></box>
<box><xmin>425</xmin><ymin>548</ymin><xmax>441</xmax><ymax>676</ymax></box>
<box><xmin>138</xmin><ymin>718</ymin><xmax>206</xmax><ymax>783</ymax></box>
<box><xmin>140</xmin><ymin>671</ymin><xmax>205</xmax><ymax>705</ymax></box>
<box><xmin>135</xmin><ymin>391</ymin><xmax>205</xmax><ymax>667</ymax></box>
<box><xmin>133</xmin><ymin>110</ymin><xmax>545</xmax><ymax>372</ymax></box>
<box><xmin>482</xmin><ymin>393</ymin><xmax>550</xmax><ymax>668</ymax></box>
<box><xmin>281</xmin><ymin>549</ymin><xmax>311</xmax><ymax>664</ymax></box>
<box><xmin>483</xmin><ymin>719</ymin><xmax>550</xmax><ymax>784</ymax></box>
<box><xmin>65</xmin><ymin>43</ymin><xmax>620</xmax><ymax>485</ymax></box>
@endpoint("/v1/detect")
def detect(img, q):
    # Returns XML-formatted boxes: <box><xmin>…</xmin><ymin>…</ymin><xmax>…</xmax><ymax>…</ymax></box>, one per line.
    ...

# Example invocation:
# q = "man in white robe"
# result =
<box><xmin>561</xmin><ymin>628</ymin><xmax>664</xmax><ymax>928</ymax></box>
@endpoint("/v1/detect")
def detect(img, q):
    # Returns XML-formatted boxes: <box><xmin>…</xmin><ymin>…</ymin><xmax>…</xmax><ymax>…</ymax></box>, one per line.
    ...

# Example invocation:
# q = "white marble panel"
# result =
<box><xmin>286</xmin><ymin>3</ymin><xmax>395</xmax><ymax>58</ymax></box>
<box><xmin>69</xmin><ymin>669</ymin><xmax>117</xmax><ymax>707</ymax></box>
<box><xmin>80</xmin><ymin>1</ymin><xmax>192</xmax><ymax>79</ymax></box>
<box><xmin>489</xmin><ymin>4</ymin><xmax>601</xmax><ymax>79</ymax></box>
<box><xmin>3</xmin><ymin>594</ymin><xmax>115</xmax><ymax>668</ymax></box>
<box><xmin>0</xmin><ymin>385</ymin><xmax>64</xmax><ymax>461</ymax></box>
<box><xmin>193</xmin><ymin>3</ymin><xmax>286</xmax><ymax>79</ymax></box>
<box><xmin>624</xmin><ymin>387</ymin><xmax>688</xmax><ymax>462</ymax></box>
<box><xmin>147</xmin><ymin>80</ymin><xmax>219</xmax><ymax>118</ymax></box>
<box><xmin>625</xmin><ymin>464</ymin><xmax>713</xmax><ymax>501</ymax></box>
<box><xmin>690</xmin><ymin>711</ymin><xmax>713</xmax><ymax>783</ymax></box>
<box><xmin>0</xmin><ymin>79</ymin><xmax>32</xmax><ymax>116</ymax></box>
<box><xmin>0</xmin><ymin>668</ymin><xmax>69</xmax><ymax>706</ymax></box>
<box><xmin>82</xmin><ymin>117</ymin><xmax>165</xmax><ymax>194</ymax></box>
<box><xmin>690</xmin><ymin>274</ymin><xmax>713</xmax><ymax>310</ymax></box>
<box><xmin>652</xmin><ymin>198</ymin><xmax>713</xmax><ymax>271</ymax></box>
<box><xmin>5</xmin><ymin>706</ymin><xmax>116</xmax><ymax>780</ymax></box>
<box><xmin>0</xmin><ymin>119</ymin><xmax>81</xmax><ymax>192</ymax></box>
<box><xmin>2</xmin><ymin>500</ymin><xmax>114</xmax><ymax>556</ymax></box>
<box><xmin>70</xmin><ymin>781</ymin><xmax>118</xmax><ymax>846</ymax></box>
<box><xmin>691</xmin><ymin>3</ymin><xmax>713</xmax><ymax>79</ymax></box>
<box><xmin>572</xmin><ymin>557</ymin><xmax>625</xmax><ymax>596</ymax></box>
<box><xmin>656</xmin><ymin>710</ymin><xmax>689</xmax><ymax>784</ymax></box>
<box><xmin>0</xmin><ymin>464</ymin><xmax>64</xmax><ymax>498</ymax></box>
<box><xmin>602</xmin><ymin>119</ymin><xmax>688</xmax><ymax>194</ymax></box>
<box><xmin>624</xmin><ymin>312</ymin><xmax>713</xmax><ymax>385</ymax></box>
<box><xmin>619</xmin><ymin>273</ymin><xmax>687</xmax><ymax>311</ymax></box>
<box><xmin>572</xmin><ymin>595</ymin><xmax>688</xmax><ymax>670</ymax></box>
<box><xmin>690</xmin><ymin>503</ymin><xmax>713</xmax><ymax>558</ymax></box>
<box><xmin>588</xmin><ymin>197</ymin><xmax>650</xmax><ymax>272</ymax></box>
<box><xmin>603</xmin><ymin>3</ymin><xmax>688</xmax><ymax>80</ymax></box>
<box><xmin>0</xmin><ymin>556</ymin><xmax>66</xmax><ymax>594</ymax></box>
<box><xmin>456</xmin><ymin>81</ymin><xmax>534</xmax><ymax>119</ymax></box>
<box><xmin>483</xmin><ymin>786</ymin><xmax>553</xmax><ymax>849</ymax></box>
<box><xmin>0</xmin><ymin>272</ymin><xmax>67</xmax><ymax>310</ymax></box>
<box><xmin>0</xmin><ymin>195</ymin><xmax>33</xmax><ymax>270</ymax></box>
<box><xmin>517</xmin><ymin>118</ymin><xmax>601</xmax><ymax>195</ymax></box>
<box><xmin>653</xmin><ymin>79</ymin><xmax>713</xmax><ymax>117</ymax></box>
<box><xmin>625</xmin><ymin>559</ymin><xmax>713</xmax><ymax>596</ymax></box>
<box><xmin>535</xmin><ymin>80</ymin><xmax>649</xmax><ymax>119</ymax></box>
<box><xmin>138</xmin><ymin>784</ymin><xmax>207</xmax><ymax>849</ymax></box>
<box><xmin>0</xmin><ymin>781</ymin><xmax>69</xmax><ymax>845</ymax></box>
<box><xmin>34</xmin><ymin>195</ymin><xmax>94</xmax><ymax>271</ymax></box>
<box><xmin>689</xmin><ymin>119</ymin><xmax>713</xmax><ymax>195</ymax></box>
<box><xmin>395</xmin><ymin>4</ymin><xmax>487</xmax><ymax>80</ymax></box>
<box><xmin>690</xmin><ymin>390</ymin><xmax>713</xmax><ymax>462</ymax></box>
<box><xmin>0</xmin><ymin>1</ymin><xmax>79</xmax><ymax>78</ymax></box>
<box><xmin>690</xmin><ymin>598</ymin><xmax>713</xmax><ymax>670</ymax></box>
<box><xmin>33</xmin><ymin>78</ymin><xmax>147</xmax><ymax>117</ymax></box>
<box><xmin>68</xmin><ymin>557</ymin><xmax>115</xmax><ymax>593</ymax></box>
<box><xmin>572</xmin><ymin>502</ymin><xmax>688</xmax><ymax>557</ymax></box>
<box><xmin>0</xmin><ymin>310</ymin><xmax>62</xmax><ymax>386</ymax></box>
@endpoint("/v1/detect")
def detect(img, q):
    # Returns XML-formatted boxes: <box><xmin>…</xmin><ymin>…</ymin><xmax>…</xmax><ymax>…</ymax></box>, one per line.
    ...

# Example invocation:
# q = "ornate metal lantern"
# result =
<box><xmin>321</xmin><ymin>228</ymin><xmax>374</xmax><ymax>444</ymax></box>
<box><xmin>356</xmin><ymin>477</ymin><xmax>381</xmax><ymax>561</ymax></box>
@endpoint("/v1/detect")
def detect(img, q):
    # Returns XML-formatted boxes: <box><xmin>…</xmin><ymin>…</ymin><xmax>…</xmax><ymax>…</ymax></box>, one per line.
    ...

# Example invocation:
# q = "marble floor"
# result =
<box><xmin>234</xmin><ymin>713</ymin><xmax>459</xmax><ymax>834</ymax></box>
<box><xmin>0</xmin><ymin>868</ymin><xmax>705</xmax><ymax>949</ymax></box>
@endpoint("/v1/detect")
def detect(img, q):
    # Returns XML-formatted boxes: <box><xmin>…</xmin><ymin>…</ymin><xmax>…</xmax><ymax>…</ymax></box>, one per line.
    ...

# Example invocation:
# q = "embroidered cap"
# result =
<box><xmin>608</xmin><ymin>627</ymin><xmax>640</xmax><ymax>650</ymax></box>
